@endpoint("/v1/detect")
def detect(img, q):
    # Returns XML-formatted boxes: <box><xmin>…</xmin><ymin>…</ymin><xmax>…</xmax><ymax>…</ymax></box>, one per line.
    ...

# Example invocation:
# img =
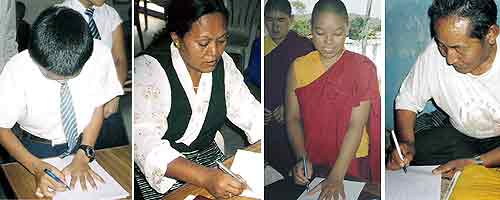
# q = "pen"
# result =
<box><xmin>391</xmin><ymin>130</ymin><xmax>408</xmax><ymax>173</ymax></box>
<box><xmin>44</xmin><ymin>168</ymin><xmax>71</xmax><ymax>191</ymax></box>
<box><xmin>444</xmin><ymin>171</ymin><xmax>461</xmax><ymax>200</ymax></box>
<box><xmin>215</xmin><ymin>160</ymin><xmax>253</xmax><ymax>192</ymax></box>
<box><xmin>303</xmin><ymin>157</ymin><xmax>310</xmax><ymax>191</ymax></box>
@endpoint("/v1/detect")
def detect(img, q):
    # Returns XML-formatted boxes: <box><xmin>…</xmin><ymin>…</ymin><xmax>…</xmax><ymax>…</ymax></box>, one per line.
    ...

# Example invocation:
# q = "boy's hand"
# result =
<box><xmin>62</xmin><ymin>150</ymin><xmax>105</xmax><ymax>190</ymax></box>
<box><xmin>32</xmin><ymin>161</ymin><xmax>67</xmax><ymax>198</ymax></box>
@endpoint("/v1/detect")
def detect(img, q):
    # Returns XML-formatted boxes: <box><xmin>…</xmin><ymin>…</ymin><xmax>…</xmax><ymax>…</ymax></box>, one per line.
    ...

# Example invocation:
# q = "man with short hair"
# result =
<box><xmin>389</xmin><ymin>0</ymin><xmax>500</xmax><ymax>176</ymax></box>
<box><xmin>0</xmin><ymin>6</ymin><xmax>123</xmax><ymax>198</ymax></box>
<box><xmin>264</xmin><ymin>0</ymin><xmax>314</xmax><ymax>176</ymax></box>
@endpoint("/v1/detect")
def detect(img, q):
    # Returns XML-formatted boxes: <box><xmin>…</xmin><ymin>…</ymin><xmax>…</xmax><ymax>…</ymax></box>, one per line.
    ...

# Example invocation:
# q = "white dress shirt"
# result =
<box><xmin>0</xmin><ymin>40</ymin><xmax>123</xmax><ymax>145</ymax></box>
<box><xmin>134</xmin><ymin>44</ymin><xmax>264</xmax><ymax>193</ymax></box>
<box><xmin>396</xmin><ymin>37</ymin><xmax>500</xmax><ymax>139</ymax></box>
<box><xmin>0</xmin><ymin>0</ymin><xmax>18</xmax><ymax>74</ymax></box>
<box><xmin>58</xmin><ymin>0</ymin><xmax>123</xmax><ymax>49</ymax></box>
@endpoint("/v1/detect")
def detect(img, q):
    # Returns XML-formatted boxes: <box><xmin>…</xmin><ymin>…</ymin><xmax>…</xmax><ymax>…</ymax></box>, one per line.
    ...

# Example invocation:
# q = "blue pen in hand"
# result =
<box><xmin>44</xmin><ymin>168</ymin><xmax>71</xmax><ymax>191</ymax></box>
<box><xmin>303</xmin><ymin>157</ymin><xmax>310</xmax><ymax>192</ymax></box>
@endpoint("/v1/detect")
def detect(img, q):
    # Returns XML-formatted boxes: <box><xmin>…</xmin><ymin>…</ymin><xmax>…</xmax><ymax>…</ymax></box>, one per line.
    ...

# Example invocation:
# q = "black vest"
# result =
<box><xmin>150</xmin><ymin>53</ymin><xmax>226</xmax><ymax>153</ymax></box>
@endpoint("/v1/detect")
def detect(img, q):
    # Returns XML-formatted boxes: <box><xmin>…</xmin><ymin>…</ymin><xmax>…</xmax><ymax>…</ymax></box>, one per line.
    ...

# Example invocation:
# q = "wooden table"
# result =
<box><xmin>163</xmin><ymin>142</ymin><xmax>262</xmax><ymax>200</ymax></box>
<box><xmin>0</xmin><ymin>145</ymin><xmax>132</xmax><ymax>199</ymax></box>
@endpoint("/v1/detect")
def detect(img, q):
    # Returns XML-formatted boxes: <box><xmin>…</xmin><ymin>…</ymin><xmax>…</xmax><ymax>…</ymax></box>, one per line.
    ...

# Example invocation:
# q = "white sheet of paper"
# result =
<box><xmin>230</xmin><ymin>149</ymin><xmax>264</xmax><ymax>199</ymax></box>
<box><xmin>296</xmin><ymin>177</ymin><xmax>365</xmax><ymax>200</ymax></box>
<box><xmin>385</xmin><ymin>166</ymin><xmax>441</xmax><ymax>200</ymax></box>
<box><xmin>264</xmin><ymin>165</ymin><xmax>284</xmax><ymax>186</ymax></box>
<box><xmin>43</xmin><ymin>155</ymin><xmax>129</xmax><ymax>200</ymax></box>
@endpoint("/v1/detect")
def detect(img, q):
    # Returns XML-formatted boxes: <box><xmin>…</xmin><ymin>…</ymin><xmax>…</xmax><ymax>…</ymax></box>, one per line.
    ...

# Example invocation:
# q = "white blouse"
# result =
<box><xmin>134</xmin><ymin>44</ymin><xmax>263</xmax><ymax>193</ymax></box>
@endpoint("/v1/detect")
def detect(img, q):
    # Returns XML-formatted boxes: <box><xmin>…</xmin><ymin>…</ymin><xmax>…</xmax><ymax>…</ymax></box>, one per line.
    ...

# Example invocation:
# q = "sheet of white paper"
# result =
<box><xmin>43</xmin><ymin>155</ymin><xmax>129</xmax><ymax>200</ymax></box>
<box><xmin>230</xmin><ymin>149</ymin><xmax>264</xmax><ymax>199</ymax></box>
<box><xmin>385</xmin><ymin>166</ymin><xmax>441</xmax><ymax>200</ymax></box>
<box><xmin>264</xmin><ymin>165</ymin><xmax>284</xmax><ymax>186</ymax></box>
<box><xmin>296</xmin><ymin>177</ymin><xmax>365</xmax><ymax>200</ymax></box>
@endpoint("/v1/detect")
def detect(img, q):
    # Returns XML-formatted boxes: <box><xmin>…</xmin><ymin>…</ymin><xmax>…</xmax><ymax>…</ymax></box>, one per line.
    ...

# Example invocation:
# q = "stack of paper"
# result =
<box><xmin>43</xmin><ymin>155</ymin><xmax>129</xmax><ymax>200</ymax></box>
<box><xmin>296</xmin><ymin>178</ymin><xmax>365</xmax><ymax>200</ymax></box>
<box><xmin>230</xmin><ymin>149</ymin><xmax>264</xmax><ymax>199</ymax></box>
<box><xmin>385</xmin><ymin>166</ymin><xmax>441</xmax><ymax>200</ymax></box>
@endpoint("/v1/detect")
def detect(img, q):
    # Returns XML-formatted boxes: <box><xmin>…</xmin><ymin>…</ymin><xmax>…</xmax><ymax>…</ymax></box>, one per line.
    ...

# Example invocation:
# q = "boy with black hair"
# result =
<box><xmin>0</xmin><ymin>6</ymin><xmax>122</xmax><ymax>198</ymax></box>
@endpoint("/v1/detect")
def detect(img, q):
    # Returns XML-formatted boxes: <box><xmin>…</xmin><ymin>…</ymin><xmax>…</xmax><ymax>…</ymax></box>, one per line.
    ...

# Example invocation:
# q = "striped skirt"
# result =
<box><xmin>135</xmin><ymin>141</ymin><xmax>225</xmax><ymax>200</ymax></box>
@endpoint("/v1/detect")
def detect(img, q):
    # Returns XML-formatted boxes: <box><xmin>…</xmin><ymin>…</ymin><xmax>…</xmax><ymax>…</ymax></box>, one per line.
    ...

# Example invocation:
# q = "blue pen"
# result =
<box><xmin>44</xmin><ymin>168</ymin><xmax>71</xmax><ymax>191</ymax></box>
<box><xmin>303</xmin><ymin>157</ymin><xmax>310</xmax><ymax>191</ymax></box>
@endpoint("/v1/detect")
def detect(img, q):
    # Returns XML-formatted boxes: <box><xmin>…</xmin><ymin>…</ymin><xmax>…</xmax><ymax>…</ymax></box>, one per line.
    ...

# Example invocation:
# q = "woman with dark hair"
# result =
<box><xmin>268</xmin><ymin>0</ymin><xmax>381</xmax><ymax>199</ymax></box>
<box><xmin>134</xmin><ymin>0</ymin><xmax>262</xmax><ymax>199</ymax></box>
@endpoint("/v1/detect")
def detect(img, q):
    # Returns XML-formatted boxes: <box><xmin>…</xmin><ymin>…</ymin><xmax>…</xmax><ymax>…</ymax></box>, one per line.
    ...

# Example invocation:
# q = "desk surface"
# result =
<box><xmin>163</xmin><ymin>142</ymin><xmax>261</xmax><ymax>200</ymax></box>
<box><xmin>1</xmin><ymin>145</ymin><xmax>132</xmax><ymax>199</ymax></box>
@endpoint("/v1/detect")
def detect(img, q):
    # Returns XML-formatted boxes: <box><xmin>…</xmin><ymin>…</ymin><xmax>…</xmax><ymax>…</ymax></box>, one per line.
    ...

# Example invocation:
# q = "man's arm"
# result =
<box><xmin>387</xmin><ymin>109</ymin><xmax>417</xmax><ymax>170</ymax></box>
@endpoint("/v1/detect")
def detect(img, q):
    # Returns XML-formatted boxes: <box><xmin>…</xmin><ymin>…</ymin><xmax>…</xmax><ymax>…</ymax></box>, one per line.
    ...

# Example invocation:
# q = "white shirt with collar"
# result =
<box><xmin>58</xmin><ymin>0</ymin><xmax>123</xmax><ymax>48</ymax></box>
<box><xmin>396</xmin><ymin>37</ymin><xmax>500</xmax><ymax>139</ymax></box>
<box><xmin>134</xmin><ymin>44</ymin><xmax>264</xmax><ymax>193</ymax></box>
<box><xmin>0</xmin><ymin>40</ymin><xmax>123</xmax><ymax>145</ymax></box>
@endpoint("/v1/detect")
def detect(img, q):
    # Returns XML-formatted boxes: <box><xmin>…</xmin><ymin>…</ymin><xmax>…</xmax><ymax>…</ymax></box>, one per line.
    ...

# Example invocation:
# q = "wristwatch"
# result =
<box><xmin>472</xmin><ymin>155</ymin><xmax>484</xmax><ymax>165</ymax></box>
<box><xmin>78</xmin><ymin>145</ymin><xmax>96</xmax><ymax>163</ymax></box>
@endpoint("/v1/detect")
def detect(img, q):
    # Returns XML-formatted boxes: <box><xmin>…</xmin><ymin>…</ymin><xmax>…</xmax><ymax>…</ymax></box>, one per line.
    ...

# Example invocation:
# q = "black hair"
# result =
<box><xmin>29</xmin><ymin>6</ymin><xmax>93</xmax><ymax>77</ymax></box>
<box><xmin>167</xmin><ymin>0</ymin><xmax>229</xmax><ymax>38</ymax></box>
<box><xmin>311</xmin><ymin>0</ymin><xmax>349</xmax><ymax>25</ymax></box>
<box><xmin>265</xmin><ymin>0</ymin><xmax>292</xmax><ymax>17</ymax></box>
<box><xmin>428</xmin><ymin>0</ymin><xmax>497</xmax><ymax>39</ymax></box>
<box><xmin>15</xmin><ymin>1</ymin><xmax>26</xmax><ymax>19</ymax></box>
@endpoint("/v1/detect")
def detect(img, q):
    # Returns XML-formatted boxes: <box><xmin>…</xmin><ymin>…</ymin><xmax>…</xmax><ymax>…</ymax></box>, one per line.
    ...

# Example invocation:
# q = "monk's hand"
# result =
<box><xmin>292</xmin><ymin>159</ymin><xmax>313</xmax><ymax>186</ymax></box>
<box><xmin>432</xmin><ymin>159</ymin><xmax>474</xmax><ymax>178</ymax></box>
<box><xmin>308</xmin><ymin>174</ymin><xmax>345</xmax><ymax>200</ymax></box>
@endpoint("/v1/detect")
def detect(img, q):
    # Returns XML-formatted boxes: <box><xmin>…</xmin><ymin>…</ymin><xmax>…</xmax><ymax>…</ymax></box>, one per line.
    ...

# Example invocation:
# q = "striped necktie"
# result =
<box><xmin>59</xmin><ymin>81</ymin><xmax>79</xmax><ymax>157</ymax></box>
<box><xmin>84</xmin><ymin>7</ymin><xmax>101</xmax><ymax>40</ymax></box>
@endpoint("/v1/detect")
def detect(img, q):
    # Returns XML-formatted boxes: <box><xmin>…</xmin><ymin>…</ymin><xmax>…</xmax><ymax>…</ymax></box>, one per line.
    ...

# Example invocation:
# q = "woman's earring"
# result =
<box><xmin>174</xmin><ymin>41</ymin><xmax>180</xmax><ymax>48</ymax></box>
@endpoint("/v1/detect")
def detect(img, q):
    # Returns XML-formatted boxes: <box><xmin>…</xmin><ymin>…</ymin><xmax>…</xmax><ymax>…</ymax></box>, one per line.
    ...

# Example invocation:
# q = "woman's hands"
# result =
<box><xmin>203</xmin><ymin>168</ymin><xmax>246</xmax><ymax>199</ymax></box>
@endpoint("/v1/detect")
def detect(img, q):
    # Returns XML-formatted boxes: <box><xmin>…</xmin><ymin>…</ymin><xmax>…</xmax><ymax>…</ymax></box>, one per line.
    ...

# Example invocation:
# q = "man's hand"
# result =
<box><xmin>32</xmin><ymin>161</ymin><xmax>67</xmax><ymax>198</ymax></box>
<box><xmin>272</xmin><ymin>105</ymin><xmax>285</xmax><ymax>124</ymax></box>
<box><xmin>61</xmin><ymin>150</ymin><xmax>104</xmax><ymax>190</ymax></box>
<box><xmin>432</xmin><ymin>159</ymin><xmax>474</xmax><ymax>178</ymax></box>
<box><xmin>387</xmin><ymin>142</ymin><xmax>415</xmax><ymax>170</ymax></box>
<box><xmin>308</xmin><ymin>175</ymin><xmax>346</xmax><ymax>200</ymax></box>
<box><xmin>103</xmin><ymin>97</ymin><xmax>120</xmax><ymax>119</ymax></box>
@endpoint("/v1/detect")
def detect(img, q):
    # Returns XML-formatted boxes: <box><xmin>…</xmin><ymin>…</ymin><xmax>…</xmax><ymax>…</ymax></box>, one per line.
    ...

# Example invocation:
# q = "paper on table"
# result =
<box><xmin>264</xmin><ymin>165</ymin><xmax>284</xmax><ymax>186</ymax></box>
<box><xmin>385</xmin><ymin>166</ymin><xmax>441</xmax><ymax>200</ymax></box>
<box><xmin>296</xmin><ymin>177</ymin><xmax>365</xmax><ymax>200</ymax></box>
<box><xmin>230</xmin><ymin>149</ymin><xmax>264</xmax><ymax>199</ymax></box>
<box><xmin>43</xmin><ymin>155</ymin><xmax>129</xmax><ymax>200</ymax></box>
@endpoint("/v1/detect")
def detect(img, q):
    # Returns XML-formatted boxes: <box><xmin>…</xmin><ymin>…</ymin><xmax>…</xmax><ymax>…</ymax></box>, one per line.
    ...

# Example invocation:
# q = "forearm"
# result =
<box><xmin>81</xmin><ymin>106</ymin><xmax>104</xmax><ymax>146</ymax></box>
<box><xmin>395</xmin><ymin>109</ymin><xmax>417</xmax><ymax>143</ymax></box>
<box><xmin>330</xmin><ymin>102</ymin><xmax>370</xmax><ymax>179</ymax></box>
<box><xmin>114</xmin><ymin>56</ymin><xmax>128</xmax><ymax>86</ymax></box>
<box><xmin>287</xmin><ymin>118</ymin><xmax>307</xmax><ymax>160</ymax></box>
<box><xmin>0</xmin><ymin>128</ymin><xmax>41</xmax><ymax>174</ymax></box>
<box><xmin>164</xmin><ymin>157</ymin><xmax>214</xmax><ymax>188</ymax></box>
<box><xmin>479</xmin><ymin>146</ymin><xmax>500</xmax><ymax>168</ymax></box>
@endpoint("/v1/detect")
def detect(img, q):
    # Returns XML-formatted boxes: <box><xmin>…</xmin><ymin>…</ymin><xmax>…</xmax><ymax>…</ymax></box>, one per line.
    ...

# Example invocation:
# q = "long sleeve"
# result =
<box><xmin>222</xmin><ymin>52</ymin><xmax>264</xmax><ymax>144</ymax></box>
<box><xmin>0</xmin><ymin>0</ymin><xmax>18</xmax><ymax>74</ymax></box>
<box><xmin>133</xmin><ymin>55</ymin><xmax>184</xmax><ymax>193</ymax></box>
